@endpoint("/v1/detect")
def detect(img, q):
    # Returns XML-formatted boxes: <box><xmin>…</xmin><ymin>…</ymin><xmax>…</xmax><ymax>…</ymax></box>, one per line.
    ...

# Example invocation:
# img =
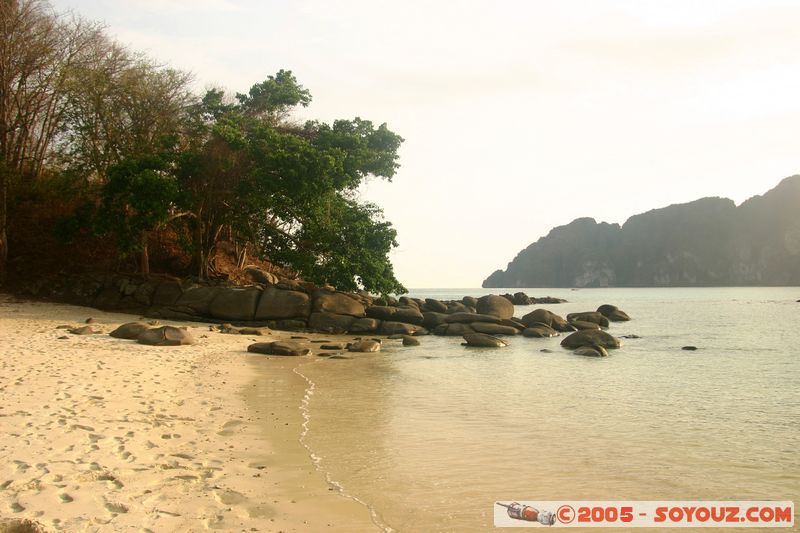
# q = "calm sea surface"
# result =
<box><xmin>296</xmin><ymin>288</ymin><xmax>799</xmax><ymax>532</ymax></box>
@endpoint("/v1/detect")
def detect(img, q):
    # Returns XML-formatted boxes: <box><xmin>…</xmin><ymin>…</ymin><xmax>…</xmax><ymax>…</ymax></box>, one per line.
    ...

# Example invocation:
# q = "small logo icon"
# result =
<box><xmin>496</xmin><ymin>502</ymin><xmax>556</xmax><ymax>525</ymax></box>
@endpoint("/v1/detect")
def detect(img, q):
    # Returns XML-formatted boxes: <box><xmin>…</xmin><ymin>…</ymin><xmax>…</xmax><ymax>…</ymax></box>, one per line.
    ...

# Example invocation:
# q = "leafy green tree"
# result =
<box><xmin>177</xmin><ymin>71</ymin><xmax>405</xmax><ymax>293</ymax></box>
<box><xmin>95</xmin><ymin>152</ymin><xmax>180</xmax><ymax>274</ymax></box>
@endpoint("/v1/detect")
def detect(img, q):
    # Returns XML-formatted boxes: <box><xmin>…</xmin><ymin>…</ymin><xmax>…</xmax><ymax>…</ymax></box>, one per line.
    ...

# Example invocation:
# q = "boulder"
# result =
<box><xmin>244</xmin><ymin>266</ymin><xmax>279</xmax><ymax>285</ymax></box>
<box><xmin>560</xmin><ymin>330</ymin><xmax>621</xmax><ymax>350</ymax></box>
<box><xmin>462</xmin><ymin>333</ymin><xmax>508</xmax><ymax>348</ymax></box>
<box><xmin>110</xmin><ymin>322</ymin><xmax>151</xmax><ymax>340</ymax></box>
<box><xmin>402</xmin><ymin>335</ymin><xmax>420</xmax><ymax>346</ymax></box>
<box><xmin>682</xmin><ymin>346</ymin><xmax>698</xmax><ymax>351</ymax></box>
<box><xmin>422</xmin><ymin>311</ymin><xmax>449</xmax><ymax>329</ymax></box>
<box><xmin>521</xmin><ymin>324</ymin><xmax>559</xmax><ymax>338</ymax></box>
<box><xmin>308</xmin><ymin>312</ymin><xmax>356</xmax><ymax>333</ymax></box>
<box><xmin>521</xmin><ymin>309</ymin><xmax>574</xmax><ymax>331</ymax></box>
<box><xmin>566</xmin><ymin>312</ymin><xmax>610</xmax><ymax>328</ymax></box>
<box><xmin>320</xmin><ymin>343</ymin><xmax>347</xmax><ymax>350</ymax></box>
<box><xmin>574</xmin><ymin>345</ymin><xmax>609</xmax><ymax>357</ymax></box>
<box><xmin>209</xmin><ymin>288</ymin><xmax>261</xmax><ymax>321</ymax></box>
<box><xmin>471</xmin><ymin>322</ymin><xmax>519</xmax><ymax>336</ymax></box>
<box><xmin>398</xmin><ymin>297</ymin><xmax>420</xmax><ymax>308</ymax></box>
<box><xmin>137</xmin><ymin>326</ymin><xmax>196</xmax><ymax>346</ymax></box>
<box><xmin>174</xmin><ymin>286</ymin><xmax>217</xmax><ymax>315</ymax></box>
<box><xmin>476</xmin><ymin>294</ymin><xmax>514</xmax><ymax>319</ymax></box>
<box><xmin>379</xmin><ymin>321</ymin><xmax>420</xmax><ymax>335</ymax></box>
<box><xmin>445</xmin><ymin>312</ymin><xmax>502</xmax><ymax>324</ymax></box>
<box><xmin>313</xmin><ymin>291</ymin><xmax>365</xmax><ymax>317</ymax></box>
<box><xmin>532</xmin><ymin>296</ymin><xmax>567</xmax><ymax>304</ymax></box>
<box><xmin>446</xmin><ymin>302</ymin><xmax>473</xmax><ymax>314</ymax></box>
<box><xmin>255</xmin><ymin>286</ymin><xmax>311</xmax><ymax>320</ymax></box>
<box><xmin>276</xmin><ymin>319</ymin><xmax>308</xmax><ymax>331</ymax></box>
<box><xmin>424</xmin><ymin>298</ymin><xmax>448</xmax><ymax>313</ymax></box>
<box><xmin>248</xmin><ymin>341</ymin><xmax>309</xmax><ymax>356</ymax></box>
<box><xmin>152</xmin><ymin>280</ymin><xmax>183</xmax><ymax>306</ymax></box>
<box><xmin>596</xmin><ymin>304</ymin><xmax>631</xmax><ymax>322</ymax></box>
<box><xmin>392</xmin><ymin>306</ymin><xmax>425</xmax><ymax>325</ymax></box>
<box><xmin>348</xmin><ymin>340</ymin><xmax>381</xmax><ymax>352</ymax></box>
<box><xmin>132</xmin><ymin>281</ymin><xmax>158</xmax><ymax>306</ymax></box>
<box><xmin>513</xmin><ymin>292</ymin><xmax>532</xmax><ymax>305</ymax></box>
<box><xmin>366</xmin><ymin>306</ymin><xmax>397</xmax><ymax>320</ymax></box>
<box><xmin>568</xmin><ymin>320</ymin><xmax>601</xmax><ymax>331</ymax></box>
<box><xmin>349</xmin><ymin>317</ymin><xmax>380</xmax><ymax>334</ymax></box>
<box><xmin>433</xmin><ymin>323</ymin><xmax>475</xmax><ymax>336</ymax></box>
<box><xmin>462</xmin><ymin>296</ymin><xmax>478</xmax><ymax>307</ymax></box>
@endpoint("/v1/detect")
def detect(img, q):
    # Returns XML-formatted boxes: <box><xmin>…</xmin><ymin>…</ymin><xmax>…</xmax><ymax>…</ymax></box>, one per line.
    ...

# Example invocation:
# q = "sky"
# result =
<box><xmin>50</xmin><ymin>0</ymin><xmax>800</xmax><ymax>287</ymax></box>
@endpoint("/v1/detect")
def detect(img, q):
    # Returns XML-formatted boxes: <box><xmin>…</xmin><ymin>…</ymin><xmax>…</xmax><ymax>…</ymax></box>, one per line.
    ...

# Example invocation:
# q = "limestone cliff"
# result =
<box><xmin>483</xmin><ymin>176</ymin><xmax>800</xmax><ymax>287</ymax></box>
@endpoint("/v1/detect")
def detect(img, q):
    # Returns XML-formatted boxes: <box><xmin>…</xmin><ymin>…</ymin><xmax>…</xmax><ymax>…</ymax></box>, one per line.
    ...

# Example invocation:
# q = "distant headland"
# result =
<box><xmin>484</xmin><ymin>175</ymin><xmax>800</xmax><ymax>288</ymax></box>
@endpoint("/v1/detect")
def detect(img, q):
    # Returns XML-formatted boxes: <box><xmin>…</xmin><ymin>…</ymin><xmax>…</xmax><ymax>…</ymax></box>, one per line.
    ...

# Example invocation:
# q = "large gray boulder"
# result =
<box><xmin>152</xmin><ymin>280</ymin><xmax>183</xmax><ymax>306</ymax></box>
<box><xmin>462</xmin><ymin>333</ymin><xmax>509</xmax><ymax>347</ymax></box>
<box><xmin>255</xmin><ymin>286</ymin><xmax>311</xmax><ymax>320</ymax></box>
<box><xmin>349</xmin><ymin>317</ymin><xmax>380</xmax><ymax>334</ymax></box>
<box><xmin>366</xmin><ymin>306</ymin><xmax>397</xmax><ymax>320</ymax></box>
<box><xmin>597</xmin><ymin>304</ymin><xmax>631</xmax><ymax>322</ymax></box>
<box><xmin>174</xmin><ymin>286</ymin><xmax>217</xmax><ymax>315</ymax></box>
<box><xmin>137</xmin><ymin>326</ymin><xmax>196</xmax><ymax>346</ymax></box>
<box><xmin>566</xmin><ymin>312</ymin><xmax>610</xmax><ymax>328</ymax></box>
<box><xmin>476</xmin><ymin>294</ymin><xmax>514</xmax><ymax>319</ymax></box>
<box><xmin>560</xmin><ymin>330</ymin><xmax>622</xmax><ymax>350</ymax></box>
<box><xmin>209</xmin><ymin>288</ymin><xmax>261</xmax><ymax>321</ymax></box>
<box><xmin>422</xmin><ymin>311</ymin><xmax>449</xmax><ymax>329</ymax></box>
<box><xmin>308</xmin><ymin>312</ymin><xmax>356</xmax><ymax>333</ymax></box>
<box><xmin>391</xmin><ymin>306</ymin><xmax>425</xmax><ymax>325</ymax></box>
<box><xmin>248</xmin><ymin>341</ymin><xmax>309</xmax><ymax>356</ymax></box>
<box><xmin>110</xmin><ymin>322</ymin><xmax>151</xmax><ymax>340</ymax></box>
<box><xmin>471</xmin><ymin>322</ymin><xmax>519</xmax><ymax>336</ymax></box>
<box><xmin>462</xmin><ymin>296</ymin><xmax>478</xmax><ymax>307</ymax></box>
<box><xmin>520</xmin><ymin>309</ymin><xmax>574</xmax><ymax>332</ymax></box>
<box><xmin>313</xmin><ymin>292</ymin><xmax>365</xmax><ymax>317</ymax></box>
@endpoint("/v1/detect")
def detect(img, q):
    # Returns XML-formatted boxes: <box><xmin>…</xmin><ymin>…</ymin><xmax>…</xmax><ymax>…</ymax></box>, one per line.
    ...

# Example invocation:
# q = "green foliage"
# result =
<box><xmin>95</xmin><ymin>153</ymin><xmax>179</xmax><ymax>255</ymax></box>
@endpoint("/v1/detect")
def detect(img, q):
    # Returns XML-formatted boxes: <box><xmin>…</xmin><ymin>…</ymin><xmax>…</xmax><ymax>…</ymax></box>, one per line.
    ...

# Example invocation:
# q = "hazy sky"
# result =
<box><xmin>51</xmin><ymin>0</ymin><xmax>800</xmax><ymax>288</ymax></box>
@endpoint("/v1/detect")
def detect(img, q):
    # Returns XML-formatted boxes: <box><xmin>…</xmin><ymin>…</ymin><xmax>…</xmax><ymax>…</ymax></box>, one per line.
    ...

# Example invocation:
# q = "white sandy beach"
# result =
<box><xmin>0</xmin><ymin>295</ymin><xmax>378</xmax><ymax>532</ymax></box>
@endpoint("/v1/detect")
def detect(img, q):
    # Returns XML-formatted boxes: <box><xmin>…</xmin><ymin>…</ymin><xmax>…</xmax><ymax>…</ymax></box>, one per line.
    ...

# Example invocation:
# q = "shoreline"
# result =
<box><xmin>0</xmin><ymin>295</ymin><xmax>377</xmax><ymax>532</ymax></box>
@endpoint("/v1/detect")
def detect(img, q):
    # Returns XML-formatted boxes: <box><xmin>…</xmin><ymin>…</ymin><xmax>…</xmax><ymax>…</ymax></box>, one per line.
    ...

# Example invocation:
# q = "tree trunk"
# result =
<box><xmin>0</xmin><ymin>168</ymin><xmax>7</xmax><ymax>286</ymax></box>
<box><xmin>140</xmin><ymin>233</ymin><xmax>150</xmax><ymax>276</ymax></box>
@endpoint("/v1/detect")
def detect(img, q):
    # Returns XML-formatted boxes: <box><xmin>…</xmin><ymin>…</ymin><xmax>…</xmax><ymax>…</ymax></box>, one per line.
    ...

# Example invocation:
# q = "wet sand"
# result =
<box><xmin>0</xmin><ymin>295</ymin><xmax>377</xmax><ymax>532</ymax></box>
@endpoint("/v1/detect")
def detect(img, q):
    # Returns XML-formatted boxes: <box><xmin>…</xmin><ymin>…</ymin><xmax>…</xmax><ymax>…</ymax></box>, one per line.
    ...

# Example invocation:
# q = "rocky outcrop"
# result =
<box><xmin>484</xmin><ymin>176</ymin><xmax>800</xmax><ymax>287</ymax></box>
<box><xmin>255</xmin><ymin>287</ymin><xmax>310</xmax><ymax>320</ymax></box>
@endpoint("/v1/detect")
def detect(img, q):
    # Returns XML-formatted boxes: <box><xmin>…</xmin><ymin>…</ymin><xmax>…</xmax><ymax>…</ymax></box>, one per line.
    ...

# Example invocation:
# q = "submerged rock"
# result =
<box><xmin>682</xmin><ymin>346</ymin><xmax>698</xmax><ymax>351</ymax></box>
<box><xmin>560</xmin><ymin>329</ymin><xmax>621</xmax><ymax>350</ymax></box>
<box><xmin>462</xmin><ymin>333</ymin><xmax>509</xmax><ymax>348</ymax></box>
<box><xmin>521</xmin><ymin>324</ymin><xmax>559</xmax><ymax>338</ymax></box>
<box><xmin>574</xmin><ymin>345</ymin><xmax>609</xmax><ymax>357</ymax></box>
<box><xmin>402</xmin><ymin>335</ymin><xmax>420</xmax><ymax>346</ymax></box>
<box><xmin>566</xmin><ymin>312</ymin><xmax>610</xmax><ymax>328</ymax></box>
<box><xmin>597</xmin><ymin>304</ymin><xmax>631</xmax><ymax>321</ymax></box>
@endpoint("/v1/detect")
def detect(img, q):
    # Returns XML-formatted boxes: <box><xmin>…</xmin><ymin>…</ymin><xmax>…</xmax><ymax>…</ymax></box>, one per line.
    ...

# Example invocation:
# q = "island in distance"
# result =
<box><xmin>484</xmin><ymin>175</ymin><xmax>800</xmax><ymax>288</ymax></box>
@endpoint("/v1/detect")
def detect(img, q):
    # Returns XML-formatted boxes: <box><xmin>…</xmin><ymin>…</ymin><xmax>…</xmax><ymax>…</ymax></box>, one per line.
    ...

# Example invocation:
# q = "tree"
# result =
<box><xmin>94</xmin><ymin>151</ymin><xmax>180</xmax><ymax>275</ymax></box>
<box><xmin>0</xmin><ymin>0</ymin><xmax>102</xmax><ymax>282</ymax></box>
<box><xmin>175</xmin><ymin>72</ymin><xmax>405</xmax><ymax>292</ymax></box>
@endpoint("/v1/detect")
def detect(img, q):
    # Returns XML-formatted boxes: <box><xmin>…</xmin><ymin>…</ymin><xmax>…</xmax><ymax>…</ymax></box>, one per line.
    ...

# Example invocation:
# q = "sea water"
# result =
<box><xmin>297</xmin><ymin>288</ymin><xmax>799</xmax><ymax>532</ymax></box>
